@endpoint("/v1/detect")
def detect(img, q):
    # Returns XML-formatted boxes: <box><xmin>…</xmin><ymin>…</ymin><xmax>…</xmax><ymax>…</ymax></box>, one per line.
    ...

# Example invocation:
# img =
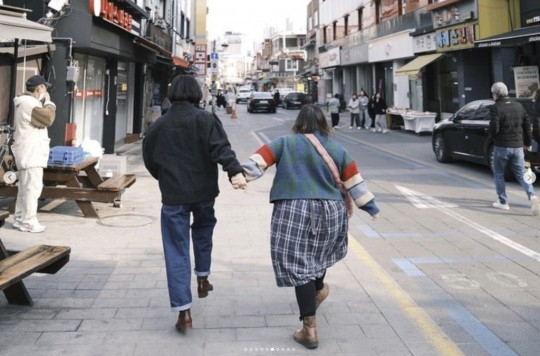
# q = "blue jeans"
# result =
<box><xmin>161</xmin><ymin>200</ymin><xmax>217</xmax><ymax>311</ymax></box>
<box><xmin>493</xmin><ymin>146</ymin><xmax>535</xmax><ymax>204</ymax></box>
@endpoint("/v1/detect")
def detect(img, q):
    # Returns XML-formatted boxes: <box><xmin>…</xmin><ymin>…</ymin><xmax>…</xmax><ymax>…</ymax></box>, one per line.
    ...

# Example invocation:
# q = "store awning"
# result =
<box><xmin>0</xmin><ymin>44</ymin><xmax>55</xmax><ymax>57</ymax></box>
<box><xmin>395</xmin><ymin>53</ymin><xmax>443</xmax><ymax>77</ymax></box>
<box><xmin>0</xmin><ymin>11</ymin><xmax>53</xmax><ymax>43</ymax></box>
<box><xmin>475</xmin><ymin>25</ymin><xmax>540</xmax><ymax>48</ymax></box>
<box><xmin>172</xmin><ymin>56</ymin><xmax>189</xmax><ymax>69</ymax></box>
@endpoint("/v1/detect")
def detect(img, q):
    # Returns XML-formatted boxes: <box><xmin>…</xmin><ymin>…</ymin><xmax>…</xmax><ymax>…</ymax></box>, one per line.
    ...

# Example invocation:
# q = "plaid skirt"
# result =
<box><xmin>271</xmin><ymin>199</ymin><xmax>348</xmax><ymax>287</ymax></box>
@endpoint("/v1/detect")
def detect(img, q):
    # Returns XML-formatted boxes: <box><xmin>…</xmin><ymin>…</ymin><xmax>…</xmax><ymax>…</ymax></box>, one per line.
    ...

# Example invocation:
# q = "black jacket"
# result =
<box><xmin>489</xmin><ymin>97</ymin><xmax>532</xmax><ymax>148</ymax></box>
<box><xmin>143</xmin><ymin>101</ymin><xmax>243</xmax><ymax>205</ymax></box>
<box><xmin>373</xmin><ymin>98</ymin><xmax>387</xmax><ymax>115</ymax></box>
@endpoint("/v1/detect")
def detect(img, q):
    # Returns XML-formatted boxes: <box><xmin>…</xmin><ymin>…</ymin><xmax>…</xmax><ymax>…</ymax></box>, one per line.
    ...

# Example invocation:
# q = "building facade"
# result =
<box><xmin>303</xmin><ymin>0</ymin><xmax>540</xmax><ymax>119</ymax></box>
<box><xmin>1</xmin><ymin>0</ymin><xmax>197</xmax><ymax>153</ymax></box>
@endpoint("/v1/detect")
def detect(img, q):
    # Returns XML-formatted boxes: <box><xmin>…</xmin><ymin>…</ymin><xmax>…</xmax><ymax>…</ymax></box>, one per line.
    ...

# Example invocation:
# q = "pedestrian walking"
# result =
<box><xmin>142</xmin><ymin>74</ymin><xmax>247</xmax><ymax>332</ymax></box>
<box><xmin>234</xmin><ymin>104</ymin><xmax>380</xmax><ymax>349</ymax></box>
<box><xmin>367</xmin><ymin>93</ymin><xmax>376</xmax><ymax>130</ymax></box>
<box><xmin>358</xmin><ymin>90</ymin><xmax>370</xmax><ymax>129</ymax></box>
<box><xmin>12</xmin><ymin>75</ymin><xmax>56</xmax><ymax>233</ymax></box>
<box><xmin>226</xmin><ymin>89</ymin><xmax>237</xmax><ymax>115</ymax></box>
<box><xmin>273</xmin><ymin>89</ymin><xmax>280</xmax><ymax>107</ymax></box>
<box><xmin>489</xmin><ymin>82</ymin><xmax>539</xmax><ymax>216</ymax></box>
<box><xmin>373</xmin><ymin>92</ymin><xmax>388</xmax><ymax>133</ymax></box>
<box><xmin>327</xmin><ymin>93</ymin><xmax>341</xmax><ymax>129</ymax></box>
<box><xmin>348</xmin><ymin>93</ymin><xmax>361</xmax><ymax>129</ymax></box>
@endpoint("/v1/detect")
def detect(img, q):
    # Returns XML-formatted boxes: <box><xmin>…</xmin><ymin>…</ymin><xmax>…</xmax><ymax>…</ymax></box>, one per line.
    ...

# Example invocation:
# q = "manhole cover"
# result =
<box><xmin>98</xmin><ymin>214</ymin><xmax>156</xmax><ymax>227</ymax></box>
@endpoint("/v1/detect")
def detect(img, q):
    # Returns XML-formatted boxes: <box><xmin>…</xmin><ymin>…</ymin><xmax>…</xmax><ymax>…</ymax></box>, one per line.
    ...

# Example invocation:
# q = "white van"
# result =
<box><xmin>236</xmin><ymin>87</ymin><xmax>253</xmax><ymax>103</ymax></box>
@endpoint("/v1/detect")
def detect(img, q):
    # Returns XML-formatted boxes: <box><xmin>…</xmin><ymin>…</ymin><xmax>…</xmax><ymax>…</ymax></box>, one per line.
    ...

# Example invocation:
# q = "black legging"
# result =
<box><xmin>294</xmin><ymin>271</ymin><xmax>326</xmax><ymax>319</ymax></box>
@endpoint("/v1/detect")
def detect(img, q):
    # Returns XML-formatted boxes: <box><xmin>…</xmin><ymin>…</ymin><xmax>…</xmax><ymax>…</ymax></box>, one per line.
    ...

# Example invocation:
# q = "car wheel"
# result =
<box><xmin>247</xmin><ymin>106</ymin><xmax>251</xmax><ymax>113</ymax></box>
<box><xmin>433</xmin><ymin>133</ymin><xmax>453</xmax><ymax>163</ymax></box>
<box><xmin>272</xmin><ymin>108</ymin><xmax>276</xmax><ymax>113</ymax></box>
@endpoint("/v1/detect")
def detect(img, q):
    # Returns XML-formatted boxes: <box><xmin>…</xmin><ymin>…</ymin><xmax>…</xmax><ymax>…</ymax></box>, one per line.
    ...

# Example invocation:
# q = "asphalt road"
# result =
<box><xmin>227</xmin><ymin>104</ymin><xmax>540</xmax><ymax>356</ymax></box>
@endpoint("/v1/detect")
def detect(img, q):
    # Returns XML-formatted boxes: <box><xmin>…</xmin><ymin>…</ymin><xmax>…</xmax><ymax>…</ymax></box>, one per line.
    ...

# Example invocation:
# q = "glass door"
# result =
<box><xmin>73</xmin><ymin>54</ymin><xmax>105</xmax><ymax>144</ymax></box>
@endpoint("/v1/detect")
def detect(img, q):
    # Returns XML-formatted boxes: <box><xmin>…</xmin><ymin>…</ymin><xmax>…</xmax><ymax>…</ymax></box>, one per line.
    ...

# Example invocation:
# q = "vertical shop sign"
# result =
<box><xmin>514</xmin><ymin>66</ymin><xmax>539</xmax><ymax>98</ymax></box>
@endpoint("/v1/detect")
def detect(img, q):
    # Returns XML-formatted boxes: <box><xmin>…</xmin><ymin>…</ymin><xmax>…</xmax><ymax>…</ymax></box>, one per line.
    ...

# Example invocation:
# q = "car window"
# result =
<box><xmin>253</xmin><ymin>92</ymin><xmax>272</xmax><ymax>99</ymax></box>
<box><xmin>474</xmin><ymin>103</ymin><xmax>493</xmax><ymax>121</ymax></box>
<box><xmin>455</xmin><ymin>102</ymin><xmax>480</xmax><ymax>120</ymax></box>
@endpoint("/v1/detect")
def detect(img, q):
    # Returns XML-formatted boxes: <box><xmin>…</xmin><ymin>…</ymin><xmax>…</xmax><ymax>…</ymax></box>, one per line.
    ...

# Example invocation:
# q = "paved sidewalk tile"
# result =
<box><xmin>0</xmin><ymin>141</ymin><xmax>448</xmax><ymax>355</ymax></box>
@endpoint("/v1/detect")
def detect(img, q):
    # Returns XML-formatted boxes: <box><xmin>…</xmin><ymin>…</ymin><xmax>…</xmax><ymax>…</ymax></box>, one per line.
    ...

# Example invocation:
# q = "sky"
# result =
<box><xmin>206</xmin><ymin>0</ymin><xmax>309</xmax><ymax>52</ymax></box>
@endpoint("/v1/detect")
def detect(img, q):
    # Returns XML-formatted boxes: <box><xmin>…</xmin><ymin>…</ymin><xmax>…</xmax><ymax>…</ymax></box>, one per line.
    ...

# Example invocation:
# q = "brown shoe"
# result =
<box><xmin>293</xmin><ymin>315</ymin><xmax>318</xmax><ymax>349</ymax></box>
<box><xmin>315</xmin><ymin>283</ymin><xmax>329</xmax><ymax>309</ymax></box>
<box><xmin>175</xmin><ymin>309</ymin><xmax>192</xmax><ymax>332</ymax></box>
<box><xmin>197</xmin><ymin>276</ymin><xmax>214</xmax><ymax>298</ymax></box>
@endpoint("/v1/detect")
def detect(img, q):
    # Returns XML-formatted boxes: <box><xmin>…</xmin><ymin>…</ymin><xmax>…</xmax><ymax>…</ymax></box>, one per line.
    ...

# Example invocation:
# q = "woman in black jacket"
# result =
<box><xmin>373</xmin><ymin>92</ymin><xmax>388</xmax><ymax>133</ymax></box>
<box><xmin>143</xmin><ymin>75</ymin><xmax>247</xmax><ymax>332</ymax></box>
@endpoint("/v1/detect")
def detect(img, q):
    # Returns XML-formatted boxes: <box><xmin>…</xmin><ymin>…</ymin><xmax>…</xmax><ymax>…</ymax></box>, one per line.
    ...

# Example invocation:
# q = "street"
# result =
<box><xmin>0</xmin><ymin>105</ymin><xmax>539</xmax><ymax>355</ymax></box>
<box><xmin>226</xmin><ymin>105</ymin><xmax>540</xmax><ymax>356</ymax></box>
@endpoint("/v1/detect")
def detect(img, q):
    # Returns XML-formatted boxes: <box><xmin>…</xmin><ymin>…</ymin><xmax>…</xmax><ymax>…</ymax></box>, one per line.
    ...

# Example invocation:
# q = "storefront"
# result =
<box><xmin>319</xmin><ymin>46</ymin><xmax>341</xmax><ymax>104</ymax></box>
<box><xmin>368</xmin><ymin>29</ymin><xmax>415</xmax><ymax>107</ymax></box>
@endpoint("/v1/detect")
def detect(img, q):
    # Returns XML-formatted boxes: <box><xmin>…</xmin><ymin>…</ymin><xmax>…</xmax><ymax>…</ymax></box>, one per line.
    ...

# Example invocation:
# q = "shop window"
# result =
<box><xmin>285</xmin><ymin>59</ymin><xmax>298</xmax><ymax>72</ymax></box>
<box><xmin>72</xmin><ymin>54</ymin><xmax>105</xmax><ymax>143</ymax></box>
<box><xmin>116</xmin><ymin>61</ymin><xmax>132</xmax><ymax>143</ymax></box>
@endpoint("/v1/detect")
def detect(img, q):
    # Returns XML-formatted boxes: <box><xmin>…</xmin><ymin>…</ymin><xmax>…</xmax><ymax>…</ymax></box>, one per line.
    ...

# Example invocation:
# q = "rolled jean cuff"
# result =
<box><xmin>194</xmin><ymin>270</ymin><xmax>210</xmax><ymax>277</ymax></box>
<box><xmin>171</xmin><ymin>303</ymin><xmax>192</xmax><ymax>312</ymax></box>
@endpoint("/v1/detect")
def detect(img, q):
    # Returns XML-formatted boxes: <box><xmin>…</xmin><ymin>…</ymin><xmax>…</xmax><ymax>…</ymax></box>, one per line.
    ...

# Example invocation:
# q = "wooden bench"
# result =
<box><xmin>97</xmin><ymin>174</ymin><xmax>136</xmax><ymax>192</ymax></box>
<box><xmin>0</xmin><ymin>212</ymin><xmax>71</xmax><ymax>306</ymax></box>
<box><xmin>97</xmin><ymin>174</ymin><xmax>136</xmax><ymax>207</ymax></box>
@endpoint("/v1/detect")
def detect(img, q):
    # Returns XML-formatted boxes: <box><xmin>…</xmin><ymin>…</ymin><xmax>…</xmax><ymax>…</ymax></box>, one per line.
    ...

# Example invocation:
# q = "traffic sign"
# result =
<box><xmin>210</xmin><ymin>52</ymin><xmax>219</xmax><ymax>60</ymax></box>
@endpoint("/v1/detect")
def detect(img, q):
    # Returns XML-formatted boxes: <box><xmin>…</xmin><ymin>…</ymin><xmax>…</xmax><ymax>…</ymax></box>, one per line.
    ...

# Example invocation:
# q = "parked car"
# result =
<box><xmin>432</xmin><ymin>98</ymin><xmax>540</xmax><ymax>180</ymax></box>
<box><xmin>282</xmin><ymin>92</ymin><xmax>307</xmax><ymax>109</ymax></box>
<box><xmin>274</xmin><ymin>88</ymin><xmax>293</xmax><ymax>106</ymax></box>
<box><xmin>236</xmin><ymin>87</ymin><xmax>253</xmax><ymax>103</ymax></box>
<box><xmin>247</xmin><ymin>92</ymin><xmax>277</xmax><ymax>113</ymax></box>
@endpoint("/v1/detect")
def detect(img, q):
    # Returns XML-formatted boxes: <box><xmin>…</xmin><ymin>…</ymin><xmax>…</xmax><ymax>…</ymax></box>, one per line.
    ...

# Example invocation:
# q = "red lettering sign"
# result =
<box><xmin>89</xmin><ymin>0</ymin><xmax>133</xmax><ymax>31</ymax></box>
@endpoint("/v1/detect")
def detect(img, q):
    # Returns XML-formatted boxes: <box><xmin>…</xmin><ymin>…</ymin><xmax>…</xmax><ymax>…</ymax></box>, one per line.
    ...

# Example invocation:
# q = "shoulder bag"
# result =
<box><xmin>304</xmin><ymin>133</ymin><xmax>354</xmax><ymax>218</ymax></box>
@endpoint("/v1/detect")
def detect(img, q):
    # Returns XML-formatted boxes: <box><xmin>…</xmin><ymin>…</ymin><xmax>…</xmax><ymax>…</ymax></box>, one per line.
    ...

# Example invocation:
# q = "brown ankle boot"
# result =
<box><xmin>197</xmin><ymin>276</ymin><xmax>214</xmax><ymax>298</ymax></box>
<box><xmin>175</xmin><ymin>309</ymin><xmax>192</xmax><ymax>332</ymax></box>
<box><xmin>315</xmin><ymin>283</ymin><xmax>329</xmax><ymax>309</ymax></box>
<box><xmin>293</xmin><ymin>315</ymin><xmax>318</xmax><ymax>349</ymax></box>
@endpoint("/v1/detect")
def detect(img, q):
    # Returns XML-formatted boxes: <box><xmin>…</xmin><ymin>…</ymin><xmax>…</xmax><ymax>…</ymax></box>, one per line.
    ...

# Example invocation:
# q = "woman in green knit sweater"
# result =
<box><xmin>236</xmin><ymin>104</ymin><xmax>380</xmax><ymax>349</ymax></box>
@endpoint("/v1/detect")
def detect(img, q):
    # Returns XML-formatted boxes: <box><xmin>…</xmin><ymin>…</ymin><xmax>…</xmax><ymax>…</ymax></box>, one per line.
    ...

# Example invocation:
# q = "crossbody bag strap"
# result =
<box><xmin>303</xmin><ymin>133</ymin><xmax>342</xmax><ymax>186</ymax></box>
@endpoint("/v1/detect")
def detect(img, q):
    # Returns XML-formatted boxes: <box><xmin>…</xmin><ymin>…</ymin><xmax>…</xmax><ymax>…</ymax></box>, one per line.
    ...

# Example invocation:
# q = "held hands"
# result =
<box><xmin>371</xmin><ymin>212</ymin><xmax>381</xmax><ymax>221</ymax></box>
<box><xmin>231</xmin><ymin>173</ymin><xmax>247</xmax><ymax>190</ymax></box>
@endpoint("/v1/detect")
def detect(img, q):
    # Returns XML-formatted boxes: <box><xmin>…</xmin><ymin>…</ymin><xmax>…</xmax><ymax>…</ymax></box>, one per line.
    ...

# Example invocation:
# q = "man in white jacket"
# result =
<box><xmin>12</xmin><ymin>75</ymin><xmax>56</xmax><ymax>233</ymax></box>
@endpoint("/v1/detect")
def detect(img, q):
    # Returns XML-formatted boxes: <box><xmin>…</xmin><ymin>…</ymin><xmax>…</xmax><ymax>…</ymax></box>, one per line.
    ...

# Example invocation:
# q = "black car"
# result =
<box><xmin>432</xmin><ymin>98</ymin><xmax>540</xmax><ymax>180</ymax></box>
<box><xmin>282</xmin><ymin>92</ymin><xmax>307</xmax><ymax>109</ymax></box>
<box><xmin>247</xmin><ymin>92</ymin><xmax>277</xmax><ymax>113</ymax></box>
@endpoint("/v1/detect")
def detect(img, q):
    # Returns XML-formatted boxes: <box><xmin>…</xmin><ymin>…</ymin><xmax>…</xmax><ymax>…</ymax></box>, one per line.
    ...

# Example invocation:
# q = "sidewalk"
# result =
<box><xmin>0</xmin><ymin>140</ymin><xmax>443</xmax><ymax>356</ymax></box>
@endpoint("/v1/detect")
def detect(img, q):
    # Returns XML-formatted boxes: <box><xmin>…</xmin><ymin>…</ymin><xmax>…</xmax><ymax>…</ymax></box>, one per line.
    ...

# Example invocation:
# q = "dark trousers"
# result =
<box><xmin>331</xmin><ymin>113</ymin><xmax>340</xmax><ymax>127</ymax></box>
<box><xmin>294</xmin><ymin>270</ymin><xmax>326</xmax><ymax>319</ymax></box>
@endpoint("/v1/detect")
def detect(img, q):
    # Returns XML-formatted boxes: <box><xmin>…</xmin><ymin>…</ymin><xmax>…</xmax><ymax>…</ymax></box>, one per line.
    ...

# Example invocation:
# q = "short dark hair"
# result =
<box><xmin>168</xmin><ymin>74</ymin><xmax>202</xmax><ymax>104</ymax></box>
<box><xmin>292</xmin><ymin>104</ymin><xmax>331</xmax><ymax>136</ymax></box>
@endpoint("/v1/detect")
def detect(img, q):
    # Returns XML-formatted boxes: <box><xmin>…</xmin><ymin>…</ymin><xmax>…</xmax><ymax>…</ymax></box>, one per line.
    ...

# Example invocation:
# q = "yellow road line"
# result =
<box><xmin>348</xmin><ymin>236</ymin><xmax>464</xmax><ymax>356</ymax></box>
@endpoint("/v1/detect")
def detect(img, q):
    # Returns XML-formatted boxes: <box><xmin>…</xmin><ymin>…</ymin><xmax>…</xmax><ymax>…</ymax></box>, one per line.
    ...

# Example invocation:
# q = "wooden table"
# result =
<box><xmin>0</xmin><ymin>157</ymin><xmax>136</xmax><ymax>218</ymax></box>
